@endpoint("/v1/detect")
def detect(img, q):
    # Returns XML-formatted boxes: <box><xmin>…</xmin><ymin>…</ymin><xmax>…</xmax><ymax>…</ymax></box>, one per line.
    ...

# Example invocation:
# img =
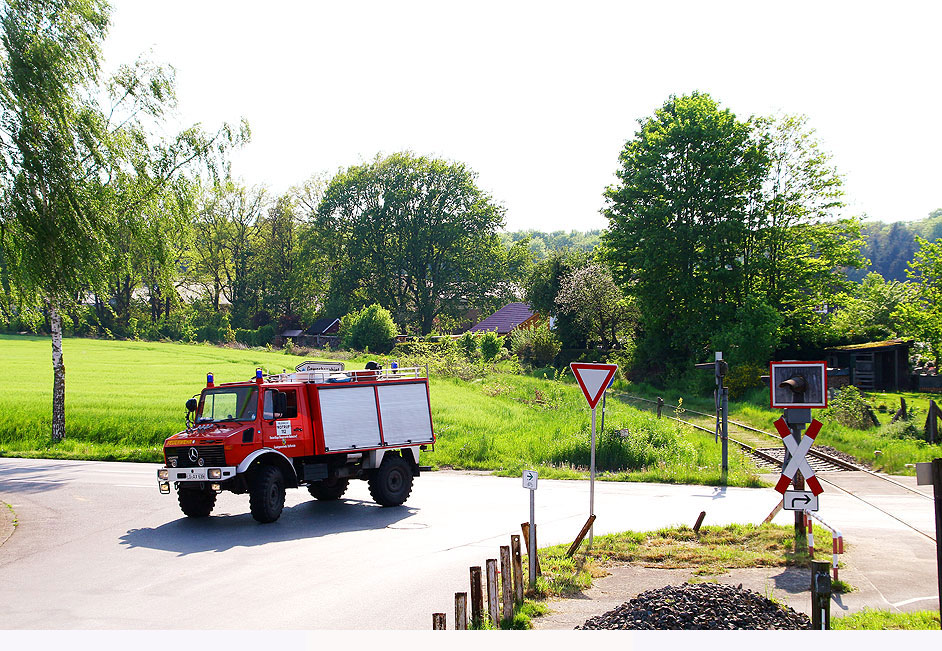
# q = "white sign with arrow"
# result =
<box><xmin>784</xmin><ymin>489</ymin><xmax>819</xmax><ymax>512</ymax></box>
<box><xmin>522</xmin><ymin>469</ymin><xmax>538</xmax><ymax>490</ymax></box>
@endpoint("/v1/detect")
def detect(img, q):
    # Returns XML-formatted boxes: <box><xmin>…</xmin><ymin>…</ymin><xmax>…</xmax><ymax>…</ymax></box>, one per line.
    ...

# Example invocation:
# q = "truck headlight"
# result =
<box><xmin>158</xmin><ymin>469</ymin><xmax>169</xmax><ymax>480</ymax></box>
<box><xmin>208</xmin><ymin>468</ymin><xmax>222</xmax><ymax>480</ymax></box>
<box><xmin>159</xmin><ymin>482</ymin><xmax>171</xmax><ymax>494</ymax></box>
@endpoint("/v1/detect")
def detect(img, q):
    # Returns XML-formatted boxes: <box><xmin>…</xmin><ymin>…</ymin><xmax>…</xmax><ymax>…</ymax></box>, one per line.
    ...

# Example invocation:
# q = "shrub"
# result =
<box><xmin>458</xmin><ymin>331</ymin><xmax>479</xmax><ymax>359</ymax></box>
<box><xmin>725</xmin><ymin>363</ymin><xmax>765</xmax><ymax>400</ymax></box>
<box><xmin>823</xmin><ymin>386</ymin><xmax>878</xmax><ymax>429</ymax></box>
<box><xmin>479</xmin><ymin>330</ymin><xmax>505</xmax><ymax>362</ymax></box>
<box><xmin>340</xmin><ymin>304</ymin><xmax>398</xmax><ymax>354</ymax></box>
<box><xmin>510</xmin><ymin>322</ymin><xmax>562</xmax><ymax>366</ymax></box>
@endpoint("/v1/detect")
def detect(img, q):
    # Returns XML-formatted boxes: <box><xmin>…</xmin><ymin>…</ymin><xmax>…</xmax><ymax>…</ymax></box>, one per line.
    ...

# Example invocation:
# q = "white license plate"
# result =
<box><xmin>177</xmin><ymin>468</ymin><xmax>208</xmax><ymax>481</ymax></box>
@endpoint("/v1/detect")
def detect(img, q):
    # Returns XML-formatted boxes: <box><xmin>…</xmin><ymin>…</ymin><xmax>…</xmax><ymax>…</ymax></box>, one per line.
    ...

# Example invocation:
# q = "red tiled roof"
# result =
<box><xmin>468</xmin><ymin>302</ymin><xmax>536</xmax><ymax>334</ymax></box>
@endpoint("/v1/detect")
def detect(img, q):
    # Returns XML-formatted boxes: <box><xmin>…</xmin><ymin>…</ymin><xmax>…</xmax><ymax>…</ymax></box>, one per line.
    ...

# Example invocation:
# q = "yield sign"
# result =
<box><xmin>570</xmin><ymin>363</ymin><xmax>618</xmax><ymax>410</ymax></box>
<box><xmin>773</xmin><ymin>417</ymin><xmax>824</xmax><ymax>496</ymax></box>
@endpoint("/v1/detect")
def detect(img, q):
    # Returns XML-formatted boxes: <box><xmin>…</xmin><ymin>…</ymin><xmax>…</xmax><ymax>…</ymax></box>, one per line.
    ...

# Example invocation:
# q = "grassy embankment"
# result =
<box><xmin>619</xmin><ymin>382</ymin><xmax>942</xmax><ymax>475</ymax></box>
<box><xmin>0</xmin><ymin>335</ymin><xmax>763</xmax><ymax>486</ymax></box>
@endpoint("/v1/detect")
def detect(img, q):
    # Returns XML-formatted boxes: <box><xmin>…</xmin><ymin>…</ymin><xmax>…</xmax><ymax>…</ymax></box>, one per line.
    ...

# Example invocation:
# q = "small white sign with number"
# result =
<box><xmin>522</xmin><ymin>469</ymin><xmax>538</xmax><ymax>490</ymax></box>
<box><xmin>276</xmin><ymin>420</ymin><xmax>292</xmax><ymax>438</ymax></box>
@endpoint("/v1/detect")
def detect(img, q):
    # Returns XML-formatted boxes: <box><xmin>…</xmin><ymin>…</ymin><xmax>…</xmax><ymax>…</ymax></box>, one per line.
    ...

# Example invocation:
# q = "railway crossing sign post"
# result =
<box><xmin>570</xmin><ymin>362</ymin><xmax>618</xmax><ymax>549</ymax></box>
<box><xmin>522</xmin><ymin>469</ymin><xmax>538</xmax><ymax>589</ymax></box>
<box><xmin>770</xmin><ymin>361</ymin><xmax>827</xmax><ymax>539</ymax></box>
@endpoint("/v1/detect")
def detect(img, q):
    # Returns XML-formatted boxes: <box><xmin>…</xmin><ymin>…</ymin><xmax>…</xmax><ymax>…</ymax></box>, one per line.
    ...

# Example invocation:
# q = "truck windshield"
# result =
<box><xmin>198</xmin><ymin>387</ymin><xmax>258</xmax><ymax>423</ymax></box>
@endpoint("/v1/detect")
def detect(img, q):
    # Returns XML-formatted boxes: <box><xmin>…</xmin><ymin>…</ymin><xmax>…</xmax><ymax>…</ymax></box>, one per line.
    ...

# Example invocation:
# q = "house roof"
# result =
<box><xmin>826</xmin><ymin>338</ymin><xmax>914</xmax><ymax>353</ymax></box>
<box><xmin>307</xmin><ymin>317</ymin><xmax>340</xmax><ymax>335</ymax></box>
<box><xmin>280</xmin><ymin>329</ymin><xmax>304</xmax><ymax>338</ymax></box>
<box><xmin>468</xmin><ymin>302</ymin><xmax>536</xmax><ymax>334</ymax></box>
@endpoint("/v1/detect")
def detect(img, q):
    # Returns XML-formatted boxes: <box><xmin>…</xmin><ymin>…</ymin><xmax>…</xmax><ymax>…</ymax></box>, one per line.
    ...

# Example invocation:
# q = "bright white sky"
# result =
<box><xmin>102</xmin><ymin>0</ymin><xmax>941</xmax><ymax>233</ymax></box>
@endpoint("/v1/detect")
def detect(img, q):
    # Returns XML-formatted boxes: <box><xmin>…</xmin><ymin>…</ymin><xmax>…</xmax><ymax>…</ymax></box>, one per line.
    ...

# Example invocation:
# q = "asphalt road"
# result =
<box><xmin>0</xmin><ymin>458</ymin><xmax>937</xmax><ymax>629</ymax></box>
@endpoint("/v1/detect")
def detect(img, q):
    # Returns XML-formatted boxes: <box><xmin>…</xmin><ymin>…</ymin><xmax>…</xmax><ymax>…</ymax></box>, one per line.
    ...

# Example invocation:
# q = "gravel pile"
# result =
<box><xmin>576</xmin><ymin>582</ymin><xmax>811</xmax><ymax>630</ymax></box>
<box><xmin>817</xmin><ymin>445</ymin><xmax>869</xmax><ymax>469</ymax></box>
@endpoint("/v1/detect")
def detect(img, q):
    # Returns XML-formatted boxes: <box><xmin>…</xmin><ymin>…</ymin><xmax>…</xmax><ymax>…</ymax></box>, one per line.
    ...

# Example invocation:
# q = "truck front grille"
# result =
<box><xmin>165</xmin><ymin>445</ymin><xmax>227</xmax><ymax>468</ymax></box>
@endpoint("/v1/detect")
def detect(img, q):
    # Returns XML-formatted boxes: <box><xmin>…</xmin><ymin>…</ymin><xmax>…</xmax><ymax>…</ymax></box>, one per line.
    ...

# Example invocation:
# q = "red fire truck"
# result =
<box><xmin>156</xmin><ymin>361</ymin><xmax>435</xmax><ymax>523</ymax></box>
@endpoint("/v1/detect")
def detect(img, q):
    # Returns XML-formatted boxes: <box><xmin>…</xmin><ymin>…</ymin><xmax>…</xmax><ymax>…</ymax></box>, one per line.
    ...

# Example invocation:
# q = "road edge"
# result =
<box><xmin>0</xmin><ymin>502</ymin><xmax>16</xmax><ymax>546</ymax></box>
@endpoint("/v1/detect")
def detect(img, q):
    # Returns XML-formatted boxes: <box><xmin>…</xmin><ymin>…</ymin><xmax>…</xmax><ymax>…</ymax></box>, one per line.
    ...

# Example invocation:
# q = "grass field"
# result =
<box><xmin>0</xmin><ymin>335</ymin><xmax>763</xmax><ymax>486</ymax></box>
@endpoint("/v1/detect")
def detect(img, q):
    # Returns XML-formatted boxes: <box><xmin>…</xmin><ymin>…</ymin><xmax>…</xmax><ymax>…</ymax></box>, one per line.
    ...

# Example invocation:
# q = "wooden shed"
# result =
<box><xmin>824</xmin><ymin>339</ymin><xmax>913</xmax><ymax>391</ymax></box>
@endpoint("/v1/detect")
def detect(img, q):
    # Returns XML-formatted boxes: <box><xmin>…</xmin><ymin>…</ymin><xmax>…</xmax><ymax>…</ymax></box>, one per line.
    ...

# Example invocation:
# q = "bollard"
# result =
<box><xmin>806</xmin><ymin>513</ymin><xmax>814</xmax><ymax>556</ymax></box>
<box><xmin>693</xmin><ymin>510</ymin><xmax>706</xmax><ymax>535</ymax></box>
<box><xmin>432</xmin><ymin>612</ymin><xmax>446</xmax><ymax>630</ymax></box>
<box><xmin>486</xmin><ymin>558</ymin><xmax>499</xmax><ymax>626</ymax></box>
<box><xmin>500</xmin><ymin>546</ymin><xmax>513</xmax><ymax>622</ymax></box>
<box><xmin>455</xmin><ymin>592</ymin><xmax>468</xmax><ymax>630</ymax></box>
<box><xmin>811</xmin><ymin>559</ymin><xmax>831</xmax><ymax>630</ymax></box>
<box><xmin>469</xmin><ymin>566</ymin><xmax>483</xmax><ymax>628</ymax></box>
<box><xmin>511</xmin><ymin>534</ymin><xmax>524</xmax><ymax>603</ymax></box>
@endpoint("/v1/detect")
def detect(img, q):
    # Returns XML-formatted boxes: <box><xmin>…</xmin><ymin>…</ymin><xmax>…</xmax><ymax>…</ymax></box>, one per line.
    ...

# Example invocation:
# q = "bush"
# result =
<box><xmin>340</xmin><ymin>304</ymin><xmax>398</xmax><ymax>354</ymax></box>
<box><xmin>479</xmin><ymin>331</ymin><xmax>505</xmax><ymax>362</ymax></box>
<box><xmin>725</xmin><ymin>363</ymin><xmax>765</xmax><ymax>400</ymax></box>
<box><xmin>458</xmin><ymin>331</ymin><xmax>478</xmax><ymax>359</ymax></box>
<box><xmin>510</xmin><ymin>322</ymin><xmax>562</xmax><ymax>366</ymax></box>
<box><xmin>823</xmin><ymin>386</ymin><xmax>879</xmax><ymax>429</ymax></box>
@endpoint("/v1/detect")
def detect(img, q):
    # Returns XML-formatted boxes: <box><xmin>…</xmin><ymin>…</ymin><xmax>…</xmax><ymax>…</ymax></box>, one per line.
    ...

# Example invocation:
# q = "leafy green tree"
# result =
<box><xmin>313</xmin><ymin>152</ymin><xmax>509</xmax><ymax>334</ymax></box>
<box><xmin>555</xmin><ymin>262</ymin><xmax>638</xmax><ymax>352</ymax></box>
<box><xmin>603</xmin><ymin>93</ymin><xmax>767</xmax><ymax>369</ymax></box>
<box><xmin>830</xmin><ymin>272</ymin><xmax>915</xmax><ymax>342</ymax></box>
<box><xmin>0</xmin><ymin>0</ymin><xmax>245</xmax><ymax>440</ymax></box>
<box><xmin>339</xmin><ymin>303</ymin><xmax>397</xmax><ymax>353</ymax></box>
<box><xmin>524</xmin><ymin>248</ymin><xmax>591</xmax><ymax>347</ymax></box>
<box><xmin>894</xmin><ymin>238</ymin><xmax>942</xmax><ymax>366</ymax></box>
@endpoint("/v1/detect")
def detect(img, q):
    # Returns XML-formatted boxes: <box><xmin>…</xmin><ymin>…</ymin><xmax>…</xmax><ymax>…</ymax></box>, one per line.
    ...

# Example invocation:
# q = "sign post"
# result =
<box><xmin>570</xmin><ymin>362</ymin><xmax>618</xmax><ymax>548</ymax></box>
<box><xmin>522</xmin><ymin>469</ymin><xmax>538</xmax><ymax>589</ymax></box>
<box><xmin>770</xmin><ymin>361</ymin><xmax>827</xmax><ymax>541</ymax></box>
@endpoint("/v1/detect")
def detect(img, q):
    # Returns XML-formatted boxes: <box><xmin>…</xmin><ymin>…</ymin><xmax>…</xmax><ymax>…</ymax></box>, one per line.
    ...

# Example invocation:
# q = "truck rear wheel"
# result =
<box><xmin>368</xmin><ymin>454</ymin><xmax>413</xmax><ymax>507</ymax></box>
<box><xmin>249</xmin><ymin>465</ymin><xmax>285</xmax><ymax>523</ymax></box>
<box><xmin>307</xmin><ymin>477</ymin><xmax>349</xmax><ymax>501</ymax></box>
<box><xmin>178</xmin><ymin>486</ymin><xmax>216</xmax><ymax>518</ymax></box>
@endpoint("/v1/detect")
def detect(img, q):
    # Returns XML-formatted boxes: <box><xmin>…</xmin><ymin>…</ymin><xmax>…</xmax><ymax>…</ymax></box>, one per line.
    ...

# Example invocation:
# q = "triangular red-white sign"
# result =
<box><xmin>570</xmin><ymin>362</ymin><xmax>618</xmax><ymax>409</ymax></box>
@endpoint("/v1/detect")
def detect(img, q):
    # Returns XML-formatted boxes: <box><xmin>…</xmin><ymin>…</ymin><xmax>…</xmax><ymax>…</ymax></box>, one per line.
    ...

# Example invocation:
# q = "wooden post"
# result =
<box><xmin>500</xmin><ymin>546</ymin><xmax>513</xmax><ymax>622</ymax></box>
<box><xmin>432</xmin><ymin>612</ymin><xmax>446</xmax><ymax>630</ymax></box>
<box><xmin>656</xmin><ymin>396</ymin><xmax>663</xmax><ymax>418</ymax></box>
<box><xmin>693</xmin><ymin>510</ymin><xmax>706</xmax><ymax>534</ymax></box>
<box><xmin>485</xmin><ymin>559</ymin><xmax>499</xmax><ymax>626</ymax></box>
<box><xmin>932</xmin><ymin>458</ymin><xmax>942</xmax><ymax>623</ymax></box>
<box><xmin>511</xmin><ymin>534</ymin><xmax>524</xmax><ymax>603</ymax></box>
<box><xmin>520</xmin><ymin>522</ymin><xmax>541</xmax><ymax>576</ymax></box>
<box><xmin>810</xmin><ymin>559</ymin><xmax>832</xmax><ymax>630</ymax></box>
<box><xmin>455</xmin><ymin>592</ymin><xmax>468</xmax><ymax>630</ymax></box>
<box><xmin>926</xmin><ymin>400</ymin><xmax>939</xmax><ymax>444</ymax></box>
<box><xmin>891</xmin><ymin>397</ymin><xmax>908</xmax><ymax>424</ymax></box>
<box><xmin>469</xmin><ymin>566</ymin><xmax>483</xmax><ymax>628</ymax></box>
<box><xmin>567</xmin><ymin>514</ymin><xmax>597</xmax><ymax>557</ymax></box>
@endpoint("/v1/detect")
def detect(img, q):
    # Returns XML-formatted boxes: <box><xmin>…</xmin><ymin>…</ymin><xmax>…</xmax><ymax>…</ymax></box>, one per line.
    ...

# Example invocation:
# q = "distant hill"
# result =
<box><xmin>852</xmin><ymin>209</ymin><xmax>942</xmax><ymax>281</ymax></box>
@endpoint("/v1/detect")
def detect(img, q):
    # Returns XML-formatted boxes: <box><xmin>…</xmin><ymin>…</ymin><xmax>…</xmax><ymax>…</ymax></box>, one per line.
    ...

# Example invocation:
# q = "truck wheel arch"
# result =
<box><xmin>238</xmin><ymin>449</ymin><xmax>299</xmax><ymax>488</ymax></box>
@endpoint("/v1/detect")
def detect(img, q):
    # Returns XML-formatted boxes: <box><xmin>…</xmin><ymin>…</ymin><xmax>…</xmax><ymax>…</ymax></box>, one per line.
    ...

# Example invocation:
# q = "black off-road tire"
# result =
<box><xmin>178</xmin><ymin>486</ymin><xmax>216</xmax><ymax>518</ymax></box>
<box><xmin>368</xmin><ymin>454</ymin><xmax>413</xmax><ymax>507</ymax></box>
<box><xmin>249</xmin><ymin>465</ymin><xmax>285</xmax><ymax>523</ymax></box>
<box><xmin>307</xmin><ymin>477</ymin><xmax>349</xmax><ymax>501</ymax></box>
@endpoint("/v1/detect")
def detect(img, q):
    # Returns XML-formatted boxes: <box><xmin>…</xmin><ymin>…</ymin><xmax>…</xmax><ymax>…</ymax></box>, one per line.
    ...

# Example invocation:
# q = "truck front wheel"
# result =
<box><xmin>249</xmin><ymin>465</ymin><xmax>285</xmax><ymax>523</ymax></box>
<box><xmin>368</xmin><ymin>454</ymin><xmax>413</xmax><ymax>507</ymax></box>
<box><xmin>178</xmin><ymin>486</ymin><xmax>216</xmax><ymax>518</ymax></box>
<box><xmin>307</xmin><ymin>477</ymin><xmax>349</xmax><ymax>501</ymax></box>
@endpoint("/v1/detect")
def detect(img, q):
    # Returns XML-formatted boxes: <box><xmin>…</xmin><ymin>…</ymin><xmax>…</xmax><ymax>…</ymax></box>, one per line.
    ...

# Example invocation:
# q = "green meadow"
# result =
<box><xmin>0</xmin><ymin>335</ymin><xmax>762</xmax><ymax>486</ymax></box>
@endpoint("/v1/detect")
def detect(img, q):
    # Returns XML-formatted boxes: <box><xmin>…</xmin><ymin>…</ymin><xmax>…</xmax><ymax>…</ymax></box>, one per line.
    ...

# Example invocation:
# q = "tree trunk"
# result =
<box><xmin>49</xmin><ymin>302</ymin><xmax>66</xmax><ymax>441</ymax></box>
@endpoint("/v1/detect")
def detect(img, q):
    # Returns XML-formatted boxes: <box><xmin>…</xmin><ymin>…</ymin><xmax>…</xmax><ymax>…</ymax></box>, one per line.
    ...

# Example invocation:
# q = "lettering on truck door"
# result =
<box><xmin>261</xmin><ymin>388</ymin><xmax>307</xmax><ymax>453</ymax></box>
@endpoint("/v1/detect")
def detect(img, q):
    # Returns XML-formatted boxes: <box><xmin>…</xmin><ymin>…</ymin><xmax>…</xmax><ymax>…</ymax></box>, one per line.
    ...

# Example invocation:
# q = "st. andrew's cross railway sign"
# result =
<box><xmin>773</xmin><ymin>417</ymin><xmax>824</xmax><ymax>496</ymax></box>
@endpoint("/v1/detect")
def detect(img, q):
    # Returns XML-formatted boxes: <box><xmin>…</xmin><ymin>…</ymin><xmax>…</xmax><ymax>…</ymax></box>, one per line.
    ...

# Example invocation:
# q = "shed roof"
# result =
<box><xmin>826</xmin><ymin>338</ymin><xmax>914</xmax><ymax>353</ymax></box>
<box><xmin>468</xmin><ymin>302</ymin><xmax>536</xmax><ymax>334</ymax></box>
<box><xmin>307</xmin><ymin>317</ymin><xmax>340</xmax><ymax>335</ymax></box>
<box><xmin>280</xmin><ymin>329</ymin><xmax>304</xmax><ymax>338</ymax></box>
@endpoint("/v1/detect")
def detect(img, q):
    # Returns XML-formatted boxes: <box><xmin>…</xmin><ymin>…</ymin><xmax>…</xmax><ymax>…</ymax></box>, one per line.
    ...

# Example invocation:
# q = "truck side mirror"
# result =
<box><xmin>186</xmin><ymin>398</ymin><xmax>198</xmax><ymax>413</ymax></box>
